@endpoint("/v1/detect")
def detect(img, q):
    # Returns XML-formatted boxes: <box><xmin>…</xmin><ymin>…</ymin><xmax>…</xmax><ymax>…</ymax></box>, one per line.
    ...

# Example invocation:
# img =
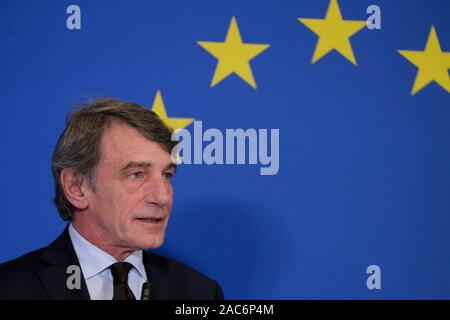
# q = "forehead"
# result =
<box><xmin>98</xmin><ymin>121</ymin><xmax>170</xmax><ymax>166</ymax></box>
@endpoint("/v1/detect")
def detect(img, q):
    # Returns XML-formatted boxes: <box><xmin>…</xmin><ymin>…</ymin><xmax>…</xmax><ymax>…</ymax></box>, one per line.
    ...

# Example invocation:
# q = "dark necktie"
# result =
<box><xmin>109</xmin><ymin>262</ymin><xmax>136</xmax><ymax>300</ymax></box>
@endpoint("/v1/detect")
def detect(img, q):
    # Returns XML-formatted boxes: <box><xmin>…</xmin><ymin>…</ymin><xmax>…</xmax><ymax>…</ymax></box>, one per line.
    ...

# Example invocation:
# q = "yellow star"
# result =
<box><xmin>151</xmin><ymin>90</ymin><xmax>194</xmax><ymax>130</ymax></box>
<box><xmin>198</xmin><ymin>16</ymin><xmax>270</xmax><ymax>89</ymax></box>
<box><xmin>298</xmin><ymin>0</ymin><xmax>366</xmax><ymax>65</ymax></box>
<box><xmin>398</xmin><ymin>26</ymin><xmax>450</xmax><ymax>95</ymax></box>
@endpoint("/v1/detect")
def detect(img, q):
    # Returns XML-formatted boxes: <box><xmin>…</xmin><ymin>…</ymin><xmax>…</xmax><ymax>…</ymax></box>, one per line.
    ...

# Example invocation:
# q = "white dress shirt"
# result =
<box><xmin>68</xmin><ymin>224</ymin><xmax>148</xmax><ymax>300</ymax></box>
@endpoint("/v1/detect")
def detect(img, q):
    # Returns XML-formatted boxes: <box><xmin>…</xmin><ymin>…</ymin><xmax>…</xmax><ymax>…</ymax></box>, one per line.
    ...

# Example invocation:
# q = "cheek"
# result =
<box><xmin>93</xmin><ymin>183</ymin><xmax>135</xmax><ymax>225</ymax></box>
<box><xmin>115</xmin><ymin>195</ymin><xmax>139</xmax><ymax>221</ymax></box>
<box><xmin>167</xmin><ymin>185</ymin><xmax>174</xmax><ymax>209</ymax></box>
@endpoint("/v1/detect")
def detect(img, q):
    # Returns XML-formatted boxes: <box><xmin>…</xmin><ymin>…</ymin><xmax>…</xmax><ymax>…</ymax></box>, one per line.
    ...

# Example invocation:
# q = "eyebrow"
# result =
<box><xmin>166</xmin><ymin>163</ymin><xmax>177</xmax><ymax>172</ymax></box>
<box><xmin>120</xmin><ymin>161</ymin><xmax>177</xmax><ymax>173</ymax></box>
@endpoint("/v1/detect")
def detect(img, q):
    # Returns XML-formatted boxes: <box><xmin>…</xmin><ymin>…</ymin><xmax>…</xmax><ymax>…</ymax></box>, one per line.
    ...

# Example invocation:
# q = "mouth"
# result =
<box><xmin>135</xmin><ymin>217</ymin><xmax>165</xmax><ymax>224</ymax></box>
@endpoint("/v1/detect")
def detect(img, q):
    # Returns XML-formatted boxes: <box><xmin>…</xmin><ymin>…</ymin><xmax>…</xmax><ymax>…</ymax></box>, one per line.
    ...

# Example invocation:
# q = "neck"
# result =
<box><xmin>71</xmin><ymin>214</ymin><xmax>135</xmax><ymax>262</ymax></box>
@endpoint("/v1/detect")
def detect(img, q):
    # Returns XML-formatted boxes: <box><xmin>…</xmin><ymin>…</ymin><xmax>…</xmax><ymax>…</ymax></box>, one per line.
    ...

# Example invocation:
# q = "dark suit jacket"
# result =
<box><xmin>0</xmin><ymin>227</ymin><xmax>224</xmax><ymax>300</ymax></box>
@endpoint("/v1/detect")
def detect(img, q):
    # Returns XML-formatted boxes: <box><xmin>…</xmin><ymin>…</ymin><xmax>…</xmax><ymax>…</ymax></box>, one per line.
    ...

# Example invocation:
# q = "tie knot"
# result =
<box><xmin>109</xmin><ymin>262</ymin><xmax>133</xmax><ymax>285</ymax></box>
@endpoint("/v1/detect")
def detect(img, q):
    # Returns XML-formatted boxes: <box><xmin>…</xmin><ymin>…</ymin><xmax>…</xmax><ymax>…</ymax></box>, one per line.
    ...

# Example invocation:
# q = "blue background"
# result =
<box><xmin>1</xmin><ymin>0</ymin><xmax>449</xmax><ymax>299</ymax></box>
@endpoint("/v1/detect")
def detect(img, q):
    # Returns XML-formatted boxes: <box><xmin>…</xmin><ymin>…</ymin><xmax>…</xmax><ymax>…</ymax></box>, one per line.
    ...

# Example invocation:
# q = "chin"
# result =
<box><xmin>135</xmin><ymin>235</ymin><xmax>165</xmax><ymax>250</ymax></box>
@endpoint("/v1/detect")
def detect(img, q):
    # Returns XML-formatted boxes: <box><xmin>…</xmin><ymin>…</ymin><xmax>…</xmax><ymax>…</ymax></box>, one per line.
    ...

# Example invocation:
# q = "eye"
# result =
<box><xmin>163</xmin><ymin>171</ymin><xmax>173</xmax><ymax>180</ymax></box>
<box><xmin>129</xmin><ymin>171</ymin><xmax>144</xmax><ymax>180</ymax></box>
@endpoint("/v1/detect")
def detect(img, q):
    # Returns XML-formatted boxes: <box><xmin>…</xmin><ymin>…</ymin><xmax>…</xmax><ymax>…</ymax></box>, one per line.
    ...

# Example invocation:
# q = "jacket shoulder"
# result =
<box><xmin>145</xmin><ymin>251</ymin><xmax>224</xmax><ymax>300</ymax></box>
<box><xmin>0</xmin><ymin>247</ymin><xmax>47</xmax><ymax>277</ymax></box>
<box><xmin>0</xmin><ymin>247</ymin><xmax>49</xmax><ymax>299</ymax></box>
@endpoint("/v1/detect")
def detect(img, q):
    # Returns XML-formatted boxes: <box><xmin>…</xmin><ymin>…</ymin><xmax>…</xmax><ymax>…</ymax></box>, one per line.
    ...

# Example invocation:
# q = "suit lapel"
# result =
<box><xmin>143</xmin><ymin>250</ymin><xmax>182</xmax><ymax>300</ymax></box>
<box><xmin>38</xmin><ymin>226</ymin><xmax>90</xmax><ymax>300</ymax></box>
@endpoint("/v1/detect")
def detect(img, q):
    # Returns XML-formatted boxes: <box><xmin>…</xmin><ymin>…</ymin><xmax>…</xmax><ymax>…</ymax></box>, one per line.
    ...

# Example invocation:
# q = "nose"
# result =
<box><xmin>144</xmin><ymin>174</ymin><xmax>172</xmax><ymax>208</ymax></box>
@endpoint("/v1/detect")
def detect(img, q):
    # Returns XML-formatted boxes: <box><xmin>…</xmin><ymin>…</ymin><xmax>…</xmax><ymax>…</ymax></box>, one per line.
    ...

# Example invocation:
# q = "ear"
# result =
<box><xmin>60</xmin><ymin>169</ymin><xmax>90</xmax><ymax>211</ymax></box>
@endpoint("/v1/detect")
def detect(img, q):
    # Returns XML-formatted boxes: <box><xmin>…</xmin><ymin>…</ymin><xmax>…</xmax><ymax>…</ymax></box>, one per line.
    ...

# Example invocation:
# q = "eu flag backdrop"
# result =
<box><xmin>0</xmin><ymin>0</ymin><xmax>449</xmax><ymax>299</ymax></box>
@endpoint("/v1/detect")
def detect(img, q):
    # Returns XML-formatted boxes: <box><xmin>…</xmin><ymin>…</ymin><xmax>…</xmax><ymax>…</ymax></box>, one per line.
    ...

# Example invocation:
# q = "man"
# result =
<box><xmin>0</xmin><ymin>98</ymin><xmax>223</xmax><ymax>300</ymax></box>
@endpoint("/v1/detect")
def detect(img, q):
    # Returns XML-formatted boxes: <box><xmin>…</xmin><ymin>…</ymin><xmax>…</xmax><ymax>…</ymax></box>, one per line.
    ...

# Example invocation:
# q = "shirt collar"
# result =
<box><xmin>68</xmin><ymin>223</ymin><xmax>147</xmax><ymax>280</ymax></box>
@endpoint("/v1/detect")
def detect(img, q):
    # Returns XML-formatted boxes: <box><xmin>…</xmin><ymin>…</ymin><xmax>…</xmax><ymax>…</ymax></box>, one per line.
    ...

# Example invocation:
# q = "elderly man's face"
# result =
<box><xmin>84</xmin><ymin>121</ymin><xmax>175</xmax><ymax>250</ymax></box>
